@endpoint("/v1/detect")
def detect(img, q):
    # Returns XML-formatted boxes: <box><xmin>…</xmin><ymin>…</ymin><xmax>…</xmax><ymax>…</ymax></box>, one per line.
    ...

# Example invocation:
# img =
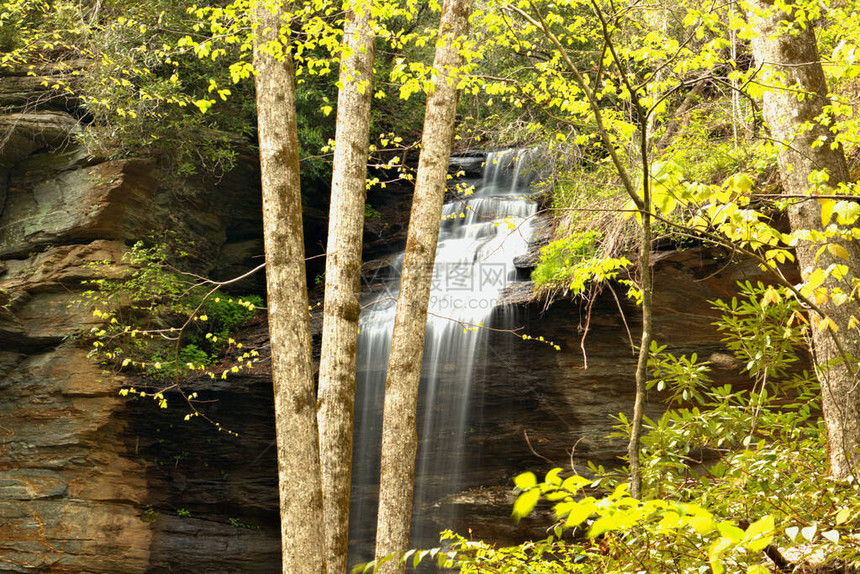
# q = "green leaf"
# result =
<box><xmin>835</xmin><ymin>508</ymin><xmax>852</xmax><ymax>524</ymax></box>
<box><xmin>514</xmin><ymin>472</ymin><xmax>537</xmax><ymax>490</ymax></box>
<box><xmin>743</xmin><ymin>515</ymin><xmax>774</xmax><ymax>552</ymax></box>
<box><xmin>564</xmin><ymin>500</ymin><xmax>596</xmax><ymax>528</ymax></box>
<box><xmin>512</xmin><ymin>488</ymin><xmax>540</xmax><ymax>521</ymax></box>
<box><xmin>545</xmin><ymin>468</ymin><xmax>563</xmax><ymax>486</ymax></box>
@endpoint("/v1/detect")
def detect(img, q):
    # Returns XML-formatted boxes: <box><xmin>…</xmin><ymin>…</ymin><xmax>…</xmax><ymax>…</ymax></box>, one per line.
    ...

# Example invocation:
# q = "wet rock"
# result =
<box><xmin>449</xmin><ymin>151</ymin><xmax>487</xmax><ymax>178</ymax></box>
<box><xmin>430</xmin><ymin>486</ymin><xmax>556</xmax><ymax>546</ymax></box>
<box><xmin>0</xmin><ymin>469</ymin><xmax>68</xmax><ymax>500</ymax></box>
<box><xmin>0</xmin><ymin>111</ymin><xmax>80</xmax><ymax>168</ymax></box>
<box><xmin>0</xmin><ymin>153</ymin><xmax>159</xmax><ymax>257</ymax></box>
<box><xmin>0</xmin><ymin>67</ymin><xmax>270</xmax><ymax>573</ymax></box>
<box><xmin>0</xmin><ymin>240</ymin><xmax>128</xmax><ymax>294</ymax></box>
<box><xmin>0</xmin><ymin>59</ymin><xmax>90</xmax><ymax>112</ymax></box>
<box><xmin>497</xmin><ymin>281</ymin><xmax>535</xmax><ymax>306</ymax></box>
<box><xmin>148</xmin><ymin>514</ymin><xmax>279</xmax><ymax>574</ymax></box>
<box><xmin>512</xmin><ymin>211</ymin><xmax>553</xmax><ymax>274</ymax></box>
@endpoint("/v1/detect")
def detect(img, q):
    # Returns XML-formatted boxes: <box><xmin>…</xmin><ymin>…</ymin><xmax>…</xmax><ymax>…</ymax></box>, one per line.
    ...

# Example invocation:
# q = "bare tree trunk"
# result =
<box><xmin>628</xmin><ymin>146</ymin><xmax>652</xmax><ymax>500</ymax></box>
<box><xmin>253</xmin><ymin>3</ymin><xmax>326</xmax><ymax>572</ymax></box>
<box><xmin>749</xmin><ymin>0</ymin><xmax>860</xmax><ymax>480</ymax></box>
<box><xmin>516</xmin><ymin>1</ymin><xmax>655</xmax><ymax>498</ymax></box>
<box><xmin>373</xmin><ymin>0</ymin><xmax>473</xmax><ymax>570</ymax></box>
<box><xmin>317</xmin><ymin>3</ymin><xmax>375</xmax><ymax>573</ymax></box>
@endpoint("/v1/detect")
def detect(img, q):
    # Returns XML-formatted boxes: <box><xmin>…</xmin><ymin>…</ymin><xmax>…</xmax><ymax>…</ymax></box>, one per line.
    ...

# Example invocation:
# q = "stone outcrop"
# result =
<box><xmin>0</xmin><ymin>63</ymin><xmax>274</xmax><ymax>572</ymax></box>
<box><xmin>1</xmin><ymin>60</ymin><xmax>804</xmax><ymax>572</ymax></box>
<box><xmin>408</xmin><ymin>245</ymin><xmax>792</xmax><ymax>545</ymax></box>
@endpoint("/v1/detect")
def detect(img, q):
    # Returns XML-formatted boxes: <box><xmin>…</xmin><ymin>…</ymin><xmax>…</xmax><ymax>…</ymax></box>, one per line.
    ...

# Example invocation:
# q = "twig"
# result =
<box><xmin>569</xmin><ymin>437</ymin><xmax>584</xmax><ymax>475</ymax></box>
<box><xmin>524</xmin><ymin>429</ymin><xmax>555</xmax><ymax>466</ymax></box>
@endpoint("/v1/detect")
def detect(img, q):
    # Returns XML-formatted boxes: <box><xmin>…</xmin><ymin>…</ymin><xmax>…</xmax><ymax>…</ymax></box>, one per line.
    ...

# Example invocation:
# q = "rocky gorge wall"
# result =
<box><xmin>0</xmin><ymin>62</ymin><xmax>278</xmax><ymax>573</ymax></box>
<box><xmin>0</xmin><ymin>65</ymin><xmax>791</xmax><ymax>572</ymax></box>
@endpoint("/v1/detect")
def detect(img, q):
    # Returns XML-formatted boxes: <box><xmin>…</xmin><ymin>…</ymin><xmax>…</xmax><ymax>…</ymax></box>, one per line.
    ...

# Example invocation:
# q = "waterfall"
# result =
<box><xmin>349</xmin><ymin>149</ymin><xmax>538</xmax><ymax>566</ymax></box>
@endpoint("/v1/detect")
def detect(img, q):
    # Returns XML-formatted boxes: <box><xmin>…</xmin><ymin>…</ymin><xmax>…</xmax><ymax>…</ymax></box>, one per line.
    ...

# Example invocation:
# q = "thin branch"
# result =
<box><xmin>507</xmin><ymin>2</ymin><xmax>641</xmax><ymax>208</ymax></box>
<box><xmin>524</xmin><ymin>429</ymin><xmax>556</xmax><ymax>465</ymax></box>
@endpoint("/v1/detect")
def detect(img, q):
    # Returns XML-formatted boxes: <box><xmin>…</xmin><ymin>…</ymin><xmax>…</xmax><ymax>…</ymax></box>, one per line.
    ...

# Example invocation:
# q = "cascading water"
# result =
<box><xmin>349</xmin><ymin>149</ymin><xmax>539</xmax><ymax>566</ymax></box>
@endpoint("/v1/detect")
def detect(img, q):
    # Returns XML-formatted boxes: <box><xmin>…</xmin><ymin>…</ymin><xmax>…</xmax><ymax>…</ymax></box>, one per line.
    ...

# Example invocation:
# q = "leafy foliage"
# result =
<box><xmin>402</xmin><ymin>283</ymin><xmax>860</xmax><ymax>573</ymax></box>
<box><xmin>0</xmin><ymin>0</ymin><xmax>256</xmax><ymax>178</ymax></box>
<box><xmin>77</xmin><ymin>240</ymin><xmax>264</xmax><ymax>425</ymax></box>
<box><xmin>532</xmin><ymin>231</ymin><xmax>632</xmax><ymax>297</ymax></box>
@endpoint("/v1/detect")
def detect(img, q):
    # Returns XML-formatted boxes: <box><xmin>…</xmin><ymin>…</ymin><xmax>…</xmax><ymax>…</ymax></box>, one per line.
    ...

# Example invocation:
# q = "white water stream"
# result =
<box><xmin>349</xmin><ymin>149</ymin><xmax>539</xmax><ymax>565</ymax></box>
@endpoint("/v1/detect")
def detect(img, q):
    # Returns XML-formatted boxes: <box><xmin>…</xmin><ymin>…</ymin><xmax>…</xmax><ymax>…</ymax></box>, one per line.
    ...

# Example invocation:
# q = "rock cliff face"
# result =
<box><xmin>0</xmin><ymin>62</ymin><xmax>275</xmax><ymax>573</ymax></box>
<box><xmin>1</xmin><ymin>65</ymin><xmax>794</xmax><ymax>572</ymax></box>
<box><xmin>382</xmin><ymin>245</ymin><xmax>792</xmax><ymax>547</ymax></box>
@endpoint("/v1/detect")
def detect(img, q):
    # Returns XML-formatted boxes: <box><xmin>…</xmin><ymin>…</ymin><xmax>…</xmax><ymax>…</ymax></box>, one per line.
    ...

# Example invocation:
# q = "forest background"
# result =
<box><xmin>2</xmin><ymin>0</ymin><xmax>860</xmax><ymax>572</ymax></box>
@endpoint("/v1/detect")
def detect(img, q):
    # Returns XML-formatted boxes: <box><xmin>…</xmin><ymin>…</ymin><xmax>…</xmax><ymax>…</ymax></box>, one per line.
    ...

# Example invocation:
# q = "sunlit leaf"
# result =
<box><xmin>512</xmin><ymin>488</ymin><xmax>540</xmax><ymax>521</ymax></box>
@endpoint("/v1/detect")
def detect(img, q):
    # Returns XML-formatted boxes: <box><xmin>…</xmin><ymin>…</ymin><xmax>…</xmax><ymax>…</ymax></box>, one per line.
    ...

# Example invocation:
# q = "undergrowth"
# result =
<box><xmin>366</xmin><ymin>283</ymin><xmax>860</xmax><ymax>574</ymax></box>
<box><xmin>75</xmin><ymin>239</ymin><xmax>264</xmax><ymax>426</ymax></box>
<box><xmin>531</xmin><ymin>102</ymin><xmax>781</xmax><ymax>302</ymax></box>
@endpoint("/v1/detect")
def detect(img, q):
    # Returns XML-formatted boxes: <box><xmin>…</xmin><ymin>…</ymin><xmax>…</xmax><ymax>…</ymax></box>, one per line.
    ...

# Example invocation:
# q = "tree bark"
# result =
<box><xmin>628</xmin><ymin>130</ymin><xmax>653</xmax><ymax>500</ymax></box>
<box><xmin>374</xmin><ymin>0</ymin><xmax>473</xmax><ymax>570</ymax></box>
<box><xmin>749</xmin><ymin>0</ymin><xmax>860</xmax><ymax>480</ymax></box>
<box><xmin>317</xmin><ymin>3</ymin><xmax>375</xmax><ymax>573</ymax></box>
<box><xmin>253</xmin><ymin>3</ymin><xmax>326</xmax><ymax>572</ymax></box>
<box><xmin>516</xmin><ymin>1</ymin><xmax>656</xmax><ymax>498</ymax></box>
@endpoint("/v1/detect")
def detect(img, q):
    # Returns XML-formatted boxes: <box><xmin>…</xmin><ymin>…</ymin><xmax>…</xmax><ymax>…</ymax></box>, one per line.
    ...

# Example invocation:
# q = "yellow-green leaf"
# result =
<box><xmin>561</xmin><ymin>475</ymin><xmax>591</xmax><ymax>493</ymax></box>
<box><xmin>729</xmin><ymin>173</ymin><xmax>755</xmax><ymax>193</ymax></box>
<box><xmin>514</xmin><ymin>472</ymin><xmax>537</xmax><ymax>490</ymax></box>
<box><xmin>512</xmin><ymin>488</ymin><xmax>540</xmax><ymax>521</ymax></box>
<box><xmin>803</xmin><ymin>268</ymin><xmax>827</xmax><ymax>295</ymax></box>
<box><xmin>708</xmin><ymin>537</ymin><xmax>734</xmax><ymax>574</ymax></box>
<box><xmin>827</xmin><ymin>243</ymin><xmax>850</xmax><ymax>260</ymax></box>
<box><xmin>545</xmin><ymin>468</ymin><xmax>563</xmax><ymax>486</ymax></box>
<box><xmin>564</xmin><ymin>500</ymin><xmax>596</xmax><ymax>528</ymax></box>
<box><xmin>688</xmin><ymin>512</ymin><xmax>717</xmax><ymax>535</ymax></box>
<box><xmin>743</xmin><ymin>515</ymin><xmax>774</xmax><ymax>552</ymax></box>
<box><xmin>835</xmin><ymin>200</ymin><xmax>860</xmax><ymax>225</ymax></box>
<box><xmin>819</xmin><ymin>198</ymin><xmax>835</xmax><ymax>226</ymax></box>
<box><xmin>717</xmin><ymin>522</ymin><xmax>745</xmax><ymax>541</ymax></box>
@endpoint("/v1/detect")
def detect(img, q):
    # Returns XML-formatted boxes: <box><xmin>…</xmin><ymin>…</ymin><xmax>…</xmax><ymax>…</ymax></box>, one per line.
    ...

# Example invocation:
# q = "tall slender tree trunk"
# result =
<box><xmin>317</xmin><ymin>2</ymin><xmax>375</xmax><ymax>572</ymax></box>
<box><xmin>749</xmin><ymin>0</ymin><xmax>860</xmax><ymax>479</ymax></box>
<box><xmin>253</xmin><ymin>2</ymin><xmax>326</xmax><ymax>572</ymax></box>
<box><xmin>517</xmin><ymin>1</ymin><xmax>655</xmax><ymax>497</ymax></box>
<box><xmin>374</xmin><ymin>0</ymin><xmax>473</xmax><ymax>570</ymax></box>
<box><xmin>628</xmin><ymin>134</ymin><xmax>652</xmax><ymax>500</ymax></box>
